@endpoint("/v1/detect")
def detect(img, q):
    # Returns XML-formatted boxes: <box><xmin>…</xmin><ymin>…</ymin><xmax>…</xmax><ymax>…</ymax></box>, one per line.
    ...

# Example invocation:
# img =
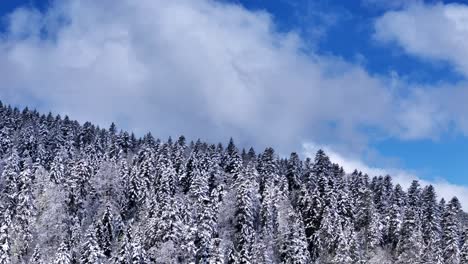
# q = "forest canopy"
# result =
<box><xmin>0</xmin><ymin>101</ymin><xmax>466</xmax><ymax>264</ymax></box>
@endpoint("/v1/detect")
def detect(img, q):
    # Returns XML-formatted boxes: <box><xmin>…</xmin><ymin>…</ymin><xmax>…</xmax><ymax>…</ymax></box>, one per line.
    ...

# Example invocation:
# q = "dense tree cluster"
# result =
<box><xmin>0</xmin><ymin>101</ymin><xmax>466</xmax><ymax>263</ymax></box>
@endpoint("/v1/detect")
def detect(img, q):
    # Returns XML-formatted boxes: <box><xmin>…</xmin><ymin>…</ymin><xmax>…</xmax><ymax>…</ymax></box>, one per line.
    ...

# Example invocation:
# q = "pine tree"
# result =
<box><xmin>131</xmin><ymin>233</ymin><xmax>148</xmax><ymax>264</ymax></box>
<box><xmin>421</xmin><ymin>185</ymin><xmax>443</xmax><ymax>263</ymax></box>
<box><xmin>286</xmin><ymin>152</ymin><xmax>302</xmax><ymax>193</ymax></box>
<box><xmin>124</xmin><ymin>160</ymin><xmax>145</xmax><ymax>217</ymax></box>
<box><xmin>0</xmin><ymin>212</ymin><xmax>11</xmax><ymax>264</ymax></box>
<box><xmin>281</xmin><ymin>211</ymin><xmax>311</xmax><ymax>264</ymax></box>
<box><xmin>0</xmin><ymin>125</ymin><xmax>13</xmax><ymax>157</ymax></box>
<box><xmin>223</xmin><ymin>138</ymin><xmax>242</xmax><ymax>176</ymax></box>
<box><xmin>443</xmin><ymin>197</ymin><xmax>462</xmax><ymax>264</ymax></box>
<box><xmin>144</xmin><ymin>157</ymin><xmax>183</xmax><ymax>250</ymax></box>
<box><xmin>297</xmin><ymin>184</ymin><xmax>323</xmax><ymax>260</ymax></box>
<box><xmin>53</xmin><ymin>242</ymin><xmax>72</xmax><ymax>264</ymax></box>
<box><xmin>188</xmin><ymin>153</ymin><xmax>209</xmax><ymax>203</ymax></box>
<box><xmin>80</xmin><ymin>226</ymin><xmax>106</xmax><ymax>264</ymax></box>
<box><xmin>207</xmin><ymin>237</ymin><xmax>224</xmax><ymax>264</ymax></box>
<box><xmin>332</xmin><ymin>222</ymin><xmax>355</xmax><ymax>264</ymax></box>
<box><xmin>113</xmin><ymin>227</ymin><xmax>133</xmax><ymax>264</ymax></box>
<box><xmin>182</xmin><ymin>140</ymin><xmax>204</xmax><ymax>195</ymax></box>
<box><xmin>234</xmin><ymin>165</ymin><xmax>256</xmax><ymax>264</ymax></box>
<box><xmin>387</xmin><ymin>184</ymin><xmax>405</xmax><ymax>252</ymax></box>
<box><xmin>139</xmin><ymin>146</ymin><xmax>158</xmax><ymax>189</ymax></box>
<box><xmin>318</xmin><ymin>194</ymin><xmax>340</xmax><ymax>260</ymax></box>
<box><xmin>49</xmin><ymin>148</ymin><xmax>67</xmax><ymax>184</ymax></box>
<box><xmin>1</xmin><ymin>149</ymin><xmax>20</xmax><ymax>213</ymax></box>
<box><xmin>0</xmin><ymin>104</ymin><xmax>466</xmax><ymax>264</ymax></box>
<box><xmin>461</xmin><ymin>227</ymin><xmax>468</xmax><ymax>264</ymax></box>
<box><xmin>13</xmin><ymin>166</ymin><xmax>36</xmax><ymax>259</ymax></box>
<box><xmin>172</xmin><ymin>135</ymin><xmax>187</xmax><ymax>177</ymax></box>
<box><xmin>396</xmin><ymin>181</ymin><xmax>423</xmax><ymax>264</ymax></box>
<box><xmin>99</xmin><ymin>204</ymin><xmax>114</xmax><ymax>257</ymax></box>
<box><xmin>30</xmin><ymin>246</ymin><xmax>44</xmax><ymax>264</ymax></box>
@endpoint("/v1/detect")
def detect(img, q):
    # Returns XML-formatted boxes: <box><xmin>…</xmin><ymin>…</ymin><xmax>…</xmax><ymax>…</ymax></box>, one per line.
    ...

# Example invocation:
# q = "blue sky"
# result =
<box><xmin>2</xmin><ymin>0</ymin><xmax>468</xmax><ymax>205</ymax></box>
<box><xmin>227</xmin><ymin>0</ymin><xmax>468</xmax><ymax>186</ymax></box>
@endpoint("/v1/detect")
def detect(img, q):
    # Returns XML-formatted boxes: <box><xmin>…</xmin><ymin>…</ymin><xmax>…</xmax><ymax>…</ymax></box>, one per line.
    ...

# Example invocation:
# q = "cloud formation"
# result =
<box><xmin>375</xmin><ymin>2</ymin><xmax>468</xmax><ymax>77</ymax></box>
<box><xmin>3</xmin><ymin>0</ymin><xmax>464</xmax><ymax>152</ymax></box>
<box><xmin>2</xmin><ymin>0</ymin><xmax>468</xmax><ymax>206</ymax></box>
<box><xmin>0</xmin><ymin>0</ymin><xmax>404</xmax><ymax>153</ymax></box>
<box><xmin>375</xmin><ymin>2</ymin><xmax>468</xmax><ymax>138</ymax></box>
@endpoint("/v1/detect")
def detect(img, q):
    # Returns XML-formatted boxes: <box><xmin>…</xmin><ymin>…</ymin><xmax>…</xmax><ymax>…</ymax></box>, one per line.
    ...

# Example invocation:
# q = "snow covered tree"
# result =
<box><xmin>421</xmin><ymin>185</ymin><xmax>443</xmax><ymax>263</ymax></box>
<box><xmin>80</xmin><ymin>226</ymin><xmax>106</xmax><ymax>264</ymax></box>
<box><xmin>0</xmin><ymin>212</ymin><xmax>11</xmax><ymax>264</ymax></box>
<box><xmin>131</xmin><ymin>232</ymin><xmax>148</xmax><ymax>264</ymax></box>
<box><xmin>396</xmin><ymin>181</ymin><xmax>423</xmax><ymax>264</ymax></box>
<box><xmin>443</xmin><ymin>197</ymin><xmax>462</xmax><ymax>264</ymax></box>
<box><xmin>280</xmin><ymin>211</ymin><xmax>311</xmax><ymax>264</ymax></box>
<box><xmin>53</xmin><ymin>242</ymin><xmax>72</xmax><ymax>264</ymax></box>
<box><xmin>387</xmin><ymin>184</ymin><xmax>405</xmax><ymax>252</ymax></box>
<box><xmin>0</xmin><ymin>103</ymin><xmax>464</xmax><ymax>264</ymax></box>
<box><xmin>1</xmin><ymin>149</ymin><xmax>20</xmax><ymax>213</ymax></box>
<box><xmin>223</xmin><ymin>138</ymin><xmax>242</xmax><ymax>176</ymax></box>
<box><xmin>286</xmin><ymin>152</ymin><xmax>302</xmax><ymax>193</ymax></box>
<box><xmin>332</xmin><ymin>222</ymin><xmax>356</xmax><ymax>264</ymax></box>
<box><xmin>30</xmin><ymin>246</ymin><xmax>44</xmax><ymax>264</ymax></box>
<box><xmin>234</xmin><ymin>165</ymin><xmax>256</xmax><ymax>264</ymax></box>
<box><xmin>461</xmin><ymin>227</ymin><xmax>468</xmax><ymax>264</ymax></box>
<box><xmin>49</xmin><ymin>148</ymin><xmax>67</xmax><ymax>184</ymax></box>
<box><xmin>12</xmin><ymin>166</ymin><xmax>36</xmax><ymax>260</ymax></box>
<box><xmin>98</xmin><ymin>204</ymin><xmax>114</xmax><ymax>258</ymax></box>
<box><xmin>113</xmin><ymin>227</ymin><xmax>133</xmax><ymax>264</ymax></box>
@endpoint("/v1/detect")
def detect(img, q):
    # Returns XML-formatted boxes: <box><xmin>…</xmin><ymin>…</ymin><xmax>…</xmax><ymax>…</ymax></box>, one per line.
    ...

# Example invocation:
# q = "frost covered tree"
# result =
<box><xmin>443</xmin><ymin>197</ymin><xmax>462</xmax><ymax>264</ymax></box>
<box><xmin>0</xmin><ymin>212</ymin><xmax>11</xmax><ymax>264</ymax></box>
<box><xmin>53</xmin><ymin>242</ymin><xmax>72</xmax><ymax>264</ymax></box>
<box><xmin>421</xmin><ymin>185</ymin><xmax>443</xmax><ymax>263</ymax></box>
<box><xmin>12</xmin><ymin>166</ymin><xmax>36</xmax><ymax>260</ymax></box>
<box><xmin>0</xmin><ymin>103</ymin><xmax>464</xmax><ymax>264</ymax></box>
<box><xmin>30</xmin><ymin>246</ymin><xmax>44</xmax><ymax>264</ymax></box>
<box><xmin>80</xmin><ymin>226</ymin><xmax>106</xmax><ymax>264</ymax></box>
<box><xmin>461</xmin><ymin>227</ymin><xmax>468</xmax><ymax>264</ymax></box>
<box><xmin>396</xmin><ymin>181</ymin><xmax>423</xmax><ymax>264</ymax></box>
<box><xmin>280</xmin><ymin>211</ymin><xmax>310</xmax><ymax>264</ymax></box>
<box><xmin>98</xmin><ymin>204</ymin><xmax>114</xmax><ymax>258</ymax></box>
<box><xmin>234</xmin><ymin>164</ymin><xmax>256</xmax><ymax>263</ymax></box>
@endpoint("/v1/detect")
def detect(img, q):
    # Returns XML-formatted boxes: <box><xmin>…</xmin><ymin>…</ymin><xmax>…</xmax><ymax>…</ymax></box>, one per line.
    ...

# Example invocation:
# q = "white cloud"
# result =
<box><xmin>1</xmin><ymin>0</ymin><xmax>467</xmax><ymax>207</ymax></box>
<box><xmin>303</xmin><ymin>142</ymin><xmax>468</xmax><ymax>210</ymax></box>
<box><xmin>375</xmin><ymin>2</ymin><xmax>468</xmax><ymax>77</ymax></box>
<box><xmin>0</xmin><ymin>0</ymin><xmax>407</xmax><ymax>152</ymax></box>
<box><xmin>374</xmin><ymin>2</ymin><xmax>468</xmax><ymax>139</ymax></box>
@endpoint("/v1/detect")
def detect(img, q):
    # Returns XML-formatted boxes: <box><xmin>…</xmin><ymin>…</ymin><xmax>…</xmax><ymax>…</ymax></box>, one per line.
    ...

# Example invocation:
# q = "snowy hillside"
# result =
<box><xmin>0</xmin><ymin>101</ymin><xmax>466</xmax><ymax>263</ymax></box>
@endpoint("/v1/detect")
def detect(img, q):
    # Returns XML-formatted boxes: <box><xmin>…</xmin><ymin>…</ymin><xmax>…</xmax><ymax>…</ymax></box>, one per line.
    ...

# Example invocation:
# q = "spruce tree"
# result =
<box><xmin>113</xmin><ymin>227</ymin><xmax>133</xmax><ymax>264</ymax></box>
<box><xmin>30</xmin><ymin>246</ymin><xmax>44</xmax><ymax>264</ymax></box>
<box><xmin>223</xmin><ymin>138</ymin><xmax>242</xmax><ymax>176</ymax></box>
<box><xmin>443</xmin><ymin>197</ymin><xmax>462</xmax><ymax>264</ymax></box>
<box><xmin>282</xmin><ymin>212</ymin><xmax>311</xmax><ymax>264</ymax></box>
<box><xmin>461</xmin><ymin>227</ymin><xmax>468</xmax><ymax>264</ymax></box>
<box><xmin>396</xmin><ymin>181</ymin><xmax>423</xmax><ymax>264</ymax></box>
<box><xmin>131</xmin><ymin>233</ymin><xmax>148</xmax><ymax>264</ymax></box>
<box><xmin>0</xmin><ymin>212</ymin><xmax>11</xmax><ymax>264</ymax></box>
<box><xmin>80</xmin><ymin>226</ymin><xmax>106</xmax><ymax>264</ymax></box>
<box><xmin>286</xmin><ymin>152</ymin><xmax>302</xmax><ymax>192</ymax></box>
<box><xmin>99</xmin><ymin>204</ymin><xmax>114</xmax><ymax>257</ymax></box>
<box><xmin>53</xmin><ymin>242</ymin><xmax>72</xmax><ymax>264</ymax></box>
<box><xmin>421</xmin><ymin>185</ymin><xmax>443</xmax><ymax>263</ymax></box>
<box><xmin>234</xmin><ymin>165</ymin><xmax>256</xmax><ymax>264</ymax></box>
<box><xmin>13</xmin><ymin>166</ymin><xmax>36</xmax><ymax>259</ymax></box>
<box><xmin>387</xmin><ymin>184</ymin><xmax>405</xmax><ymax>252</ymax></box>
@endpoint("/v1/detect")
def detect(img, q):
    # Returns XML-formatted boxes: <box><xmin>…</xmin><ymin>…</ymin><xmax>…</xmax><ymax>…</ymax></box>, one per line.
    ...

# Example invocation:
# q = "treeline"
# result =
<box><xmin>0</xmin><ymin>101</ymin><xmax>466</xmax><ymax>263</ymax></box>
